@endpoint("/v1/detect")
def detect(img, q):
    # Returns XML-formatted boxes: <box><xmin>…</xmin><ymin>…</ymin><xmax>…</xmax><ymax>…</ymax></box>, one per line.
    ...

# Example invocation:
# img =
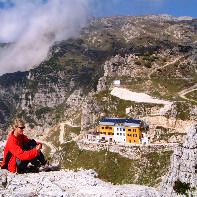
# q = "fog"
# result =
<box><xmin>0</xmin><ymin>0</ymin><xmax>90</xmax><ymax>75</ymax></box>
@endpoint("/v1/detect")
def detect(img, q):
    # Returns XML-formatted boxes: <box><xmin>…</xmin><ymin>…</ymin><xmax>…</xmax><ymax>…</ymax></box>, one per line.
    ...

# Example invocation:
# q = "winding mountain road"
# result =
<box><xmin>59</xmin><ymin>121</ymin><xmax>79</xmax><ymax>144</ymax></box>
<box><xmin>178</xmin><ymin>84</ymin><xmax>197</xmax><ymax>103</ymax></box>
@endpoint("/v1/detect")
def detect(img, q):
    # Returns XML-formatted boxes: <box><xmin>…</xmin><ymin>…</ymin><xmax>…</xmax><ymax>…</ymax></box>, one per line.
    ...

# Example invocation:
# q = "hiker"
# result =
<box><xmin>1</xmin><ymin>119</ymin><xmax>47</xmax><ymax>173</ymax></box>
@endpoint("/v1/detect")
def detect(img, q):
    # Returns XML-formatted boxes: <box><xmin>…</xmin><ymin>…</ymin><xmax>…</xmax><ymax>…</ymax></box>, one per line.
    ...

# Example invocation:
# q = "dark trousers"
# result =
<box><xmin>16</xmin><ymin>139</ymin><xmax>46</xmax><ymax>173</ymax></box>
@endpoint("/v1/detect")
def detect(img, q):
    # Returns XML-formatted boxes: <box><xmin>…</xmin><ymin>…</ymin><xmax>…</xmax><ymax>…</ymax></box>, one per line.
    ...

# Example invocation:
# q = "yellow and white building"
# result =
<box><xmin>99</xmin><ymin>118</ymin><xmax>146</xmax><ymax>144</ymax></box>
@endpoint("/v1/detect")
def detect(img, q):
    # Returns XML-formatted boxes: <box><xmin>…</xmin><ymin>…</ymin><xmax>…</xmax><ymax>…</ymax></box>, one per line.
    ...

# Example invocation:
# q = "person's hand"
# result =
<box><xmin>38</xmin><ymin>143</ymin><xmax>42</xmax><ymax>149</ymax></box>
<box><xmin>36</xmin><ymin>144</ymin><xmax>42</xmax><ymax>151</ymax></box>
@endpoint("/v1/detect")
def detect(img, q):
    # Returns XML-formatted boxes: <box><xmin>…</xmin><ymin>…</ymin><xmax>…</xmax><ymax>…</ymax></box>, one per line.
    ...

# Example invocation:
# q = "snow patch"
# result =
<box><xmin>111</xmin><ymin>87</ymin><xmax>173</xmax><ymax>115</ymax></box>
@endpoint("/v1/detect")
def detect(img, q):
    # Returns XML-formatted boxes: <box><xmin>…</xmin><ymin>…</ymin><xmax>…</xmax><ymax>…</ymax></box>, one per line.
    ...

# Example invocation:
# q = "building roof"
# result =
<box><xmin>99</xmin><ymin>118</ymin><xmax>142</xmax><ymax>126</ymax></box>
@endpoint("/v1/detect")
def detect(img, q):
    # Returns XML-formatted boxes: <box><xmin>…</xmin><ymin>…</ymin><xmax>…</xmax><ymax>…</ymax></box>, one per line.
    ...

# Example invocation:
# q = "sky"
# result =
<box><xmin>92</xmin><ymin>0</ymin><xmax>197</xmax><ymax>18</ymax></box>
<box><xmin>0</xmin><ymin>0</ymin><xmax>196</xmax><ymax>75</ymax></box>
<box><xmin>0</xmin><ymin>0</ymin><xmax>196</xmax><ymax>18</ymax></box>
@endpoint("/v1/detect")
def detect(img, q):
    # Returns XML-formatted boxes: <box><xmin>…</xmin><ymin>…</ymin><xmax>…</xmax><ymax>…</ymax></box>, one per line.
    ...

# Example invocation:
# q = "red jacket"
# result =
<box><xmin>1</xmin><ymin>132</ymin><xmax>39</xmax><ymax>173</ymax></box>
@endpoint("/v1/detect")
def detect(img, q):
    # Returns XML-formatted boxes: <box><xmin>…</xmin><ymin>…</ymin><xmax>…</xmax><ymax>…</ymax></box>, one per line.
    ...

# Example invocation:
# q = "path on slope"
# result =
<box><xmin>178</xmin><ymin>84</ymin><xmax>197</xmax><ymax>103</ymax></box>
<box><xmin>59</xmin><ymin>121</ymin><xmax>79</xmax><ymax>144</ymax></box>
<box><xmin>148</xmin><ymin>56</ymin><xmax>183</xmax><ymax>79</ymax></box>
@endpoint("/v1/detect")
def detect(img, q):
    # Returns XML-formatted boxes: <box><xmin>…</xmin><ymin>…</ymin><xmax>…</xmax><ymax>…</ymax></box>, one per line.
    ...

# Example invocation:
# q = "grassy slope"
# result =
<box><xmin>60</xmin><ymin>141</ymin><xmax>172</xmax><ymax>187</ymax></box>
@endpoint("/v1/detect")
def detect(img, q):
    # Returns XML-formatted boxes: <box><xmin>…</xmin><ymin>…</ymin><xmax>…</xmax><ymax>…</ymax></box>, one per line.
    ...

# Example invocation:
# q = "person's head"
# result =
<box><xmin>13</xmin><ymin>118</ymin><xmax>25</xmax><ymax>137</ymax></box>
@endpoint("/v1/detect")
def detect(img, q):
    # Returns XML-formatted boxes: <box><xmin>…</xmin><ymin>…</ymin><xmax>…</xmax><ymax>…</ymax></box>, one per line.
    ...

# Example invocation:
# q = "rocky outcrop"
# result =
<box><xmin>102</xmin><ymin>54</ymin><xmax>148</xmax><ymax>78</ymax></box>
<box><xmin>0</xmin><ymin>169</ymin><xmax>159</xmax><ymax>197</ymax></box>
<box><xmin>0</xmin><ymin>72</ymin><xmax>27</xmax><ymax>130</ymax></box>
<box><xmin>97</xmin><ymin>76</ymin><xmax>108</xmax><ymax>92</ymax></box>
<box><xmin>81</xmin><ymin>93</ymin><xmax>101</xmax><ymax>132</ymax></box>
<box><xmin>160</xmin><ymin>125</ymin><xmax>197</xmax><ymax>196</ymax></box>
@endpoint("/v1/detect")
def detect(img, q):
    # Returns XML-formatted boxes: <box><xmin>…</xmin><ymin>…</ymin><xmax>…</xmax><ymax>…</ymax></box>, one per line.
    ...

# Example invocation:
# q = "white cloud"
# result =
<box><xmin>0</xmin><ymin>0</ymin><xmax>90</xmax><ymax>75</ymax></box>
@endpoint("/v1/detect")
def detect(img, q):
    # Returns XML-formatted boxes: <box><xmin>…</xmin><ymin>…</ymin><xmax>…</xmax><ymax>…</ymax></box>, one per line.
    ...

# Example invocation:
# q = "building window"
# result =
<box><xmin>105</xmin><ymin>126</ymin><xmax>108</xmax><ymax>129</ymax></box>
<box><xmin>117</xmin><ymin>133</ymin><xmax>119</xmax><ymax>135</ymax></box>
<box><xmin>123</xmin><ymin>134</ymin><xmax>125</xmax><ymax>136</ymax></box>
<box><xmin>102</xmin><ymin>127</ymin><xmax>104</xmax><ymax>129</ymax></box>
<box><xmin>128</xmin><ymin>129</ymin><xmax>131</xmax><ymax>131</ymax></box>
<box><xmin>120</xmin><ymin>133</ymin><xmax>122</xmax><ymax>136</ymax></box>
<box><xmin>123</xmin><ymin>129</ymin><xmax>125</xmax><ymax>131</ymax></box>
<box><xmin>129</xmin><ymin>140</ymin><xmax>131</xmax><ymax>143</ymax></box>
<box><xmin>127</xmin><ymin>134</ymin><xmax>129</xmax><ymax>136</ymax></box>
<box><xmin>117</xmin><ymin>128</ymin><xmax>119</xmax><ymax>131</ymax></box>
<box><xmin>120</xmin><ymin>128</ymin><xmax>122</xmax><ymax>131</ymax></box>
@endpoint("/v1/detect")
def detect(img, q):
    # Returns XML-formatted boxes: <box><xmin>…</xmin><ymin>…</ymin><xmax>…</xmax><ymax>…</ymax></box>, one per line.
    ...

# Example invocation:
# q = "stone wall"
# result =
<box><xmin>77</xmin><ymin>140</ymin><xmax>176</xmax><ymax>160</ymax></box>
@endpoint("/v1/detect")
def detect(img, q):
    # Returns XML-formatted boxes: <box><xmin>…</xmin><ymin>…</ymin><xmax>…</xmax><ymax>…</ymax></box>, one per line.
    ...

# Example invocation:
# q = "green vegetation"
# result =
<box><xmin>60</xmin><ymin>141</ymin><xmax>172</xmax><ymax>186</ymax></box>
<box><xmin>173</xmin><ymin>180</ymin><xmax>191</xmax><ymax>195</ymax></box>
<box><xmin>26</xmin><ymin>79</ymin><xmax>38</xmax><ymax>93</ymax></box>
<box><xmin>153</xmin><ymin>126</ymin><xmax>186</xmax><ymax>142</ymax></box>
<box><xmin>46</xmin><ymin>128</ymin><xmax>60</xmax><ymax>147</ymax></box>
<box><xmin>137</xmin><ymin>151</ymin><xmax>172</xmax><ymax>186</ymax></box>
<box><xmin>53</xmin><ymin>103</ymin><xmax>65</xmax><ymax>124</ymax></box>
<box><xmin>94</xmin><ymin>90</ymin><xmax>132</xmax><ymax>117</ymax></box>
<box><xmin>16</xmin><ymin>110</ymin><xmax>38</xmax><ymax>126</ymax></box>
<box><xmin>35</xmin><ymin>107</ymin><xmax>52</xmax><ymax>119</ymax></box>
<box><xmin>175</xmin><ymin>102</ymin><xmax>192</xmax><ymax>120</ymax></box>
<box><xmin>69</xmin><ymin>127</ymin><xmax>81</xmax><ymax>135</ymax></box>
<box><xmin>94</xmin><ymin>90</ymin><xmax>160</xmax><ymax>118</ymax></box>
<box><xmin>43</xmin><ymin>144</ymin><xmax>52</xmax><ymax>161</ymax></box>
<box><xmin>134</xmin><ymin>53</ymin><xmax>158</xmax><ymax>68</ymax></box>
<box><xmin>151</xmin><ymin>78</ymin><xmax>195</xmax><ymax>100</ymax></box>
<box><xmin>111</xmin><ymin>76</ymin><xmax>195</xmax><ymax>102</ymax></box>
<box><xmin>0</xmin><ymin>71</ymin><xmax>27</xmax><ymax>87</ymax></box>
<box><xmin>185</xmin><ymin>90</ymin><xmax>197</xmax><ymax>102</ymax></box>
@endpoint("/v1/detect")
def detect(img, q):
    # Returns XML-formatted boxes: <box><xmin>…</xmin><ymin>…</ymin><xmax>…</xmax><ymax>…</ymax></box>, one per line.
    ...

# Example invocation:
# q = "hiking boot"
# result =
<box><xmin>38</xmin><ymin>161</ymin><xmax>55</xmax><ymax>172</ymax></box>
<box><xmin>39</xmin><ymin>162</ymin><xmax>60</xmax><ymax>172</ymax></box>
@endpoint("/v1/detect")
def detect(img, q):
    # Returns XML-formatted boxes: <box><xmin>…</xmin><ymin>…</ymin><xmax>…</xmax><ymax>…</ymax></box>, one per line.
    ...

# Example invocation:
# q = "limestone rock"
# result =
<box><xmin>159</xmin><ymin>125</ymin><xmax>197</xmax><ymax>196</ymax></box>
<box><xmin>0</xmin><ymin>169</ymin><xmax>159</xmax><ymax>197</ymax></box>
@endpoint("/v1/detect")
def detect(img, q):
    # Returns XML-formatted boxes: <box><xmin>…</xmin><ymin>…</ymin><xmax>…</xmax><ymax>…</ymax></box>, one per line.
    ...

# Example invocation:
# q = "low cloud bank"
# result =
<box><xmin>0</xmin><ymin>0</ymin><xmax>89</xmax><ymax>75</ymax></box>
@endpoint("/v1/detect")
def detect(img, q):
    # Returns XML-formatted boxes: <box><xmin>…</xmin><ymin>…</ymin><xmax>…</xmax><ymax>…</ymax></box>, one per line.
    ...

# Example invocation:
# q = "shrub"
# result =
<box><xmin>173</xmin><ymin>179</ymin><xmax>190</xmax><ymax>195</ymax></box>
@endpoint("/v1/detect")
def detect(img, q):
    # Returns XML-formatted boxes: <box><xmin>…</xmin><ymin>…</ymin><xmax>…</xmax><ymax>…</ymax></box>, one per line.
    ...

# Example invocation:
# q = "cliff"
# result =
<box><xmin>160</xmin><ymin>124</ymin><xmax>197</xmax><ymax>196</ymax></box>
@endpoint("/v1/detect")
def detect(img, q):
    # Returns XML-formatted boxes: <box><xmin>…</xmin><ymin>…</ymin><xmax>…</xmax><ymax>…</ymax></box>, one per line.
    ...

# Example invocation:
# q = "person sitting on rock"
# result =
<box><xmin>1</xmin><ymin>118</ymin><xmax>48</xmax><ymax>173</ymax></box>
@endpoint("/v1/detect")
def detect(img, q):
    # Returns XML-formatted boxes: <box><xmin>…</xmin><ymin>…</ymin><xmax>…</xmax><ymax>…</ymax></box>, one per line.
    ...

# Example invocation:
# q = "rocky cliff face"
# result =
<box><xmin>160</xmin><ymin>124</ymin><xmax>197</xmax><ymax>196</ymax></box>
<box><xmin>0</xmin><ymin>15</ymin><xmax>196</xmax><ymax>141</ymax></box>
<box><xmin>0</xmin><ymin>72</ymin><xmax>27</xmax><ymax>139</ymax></box>
<box><xmin>81</xmin><ymin>93</ymin><xmax>101</xmax><ymax>131</ymax></box>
